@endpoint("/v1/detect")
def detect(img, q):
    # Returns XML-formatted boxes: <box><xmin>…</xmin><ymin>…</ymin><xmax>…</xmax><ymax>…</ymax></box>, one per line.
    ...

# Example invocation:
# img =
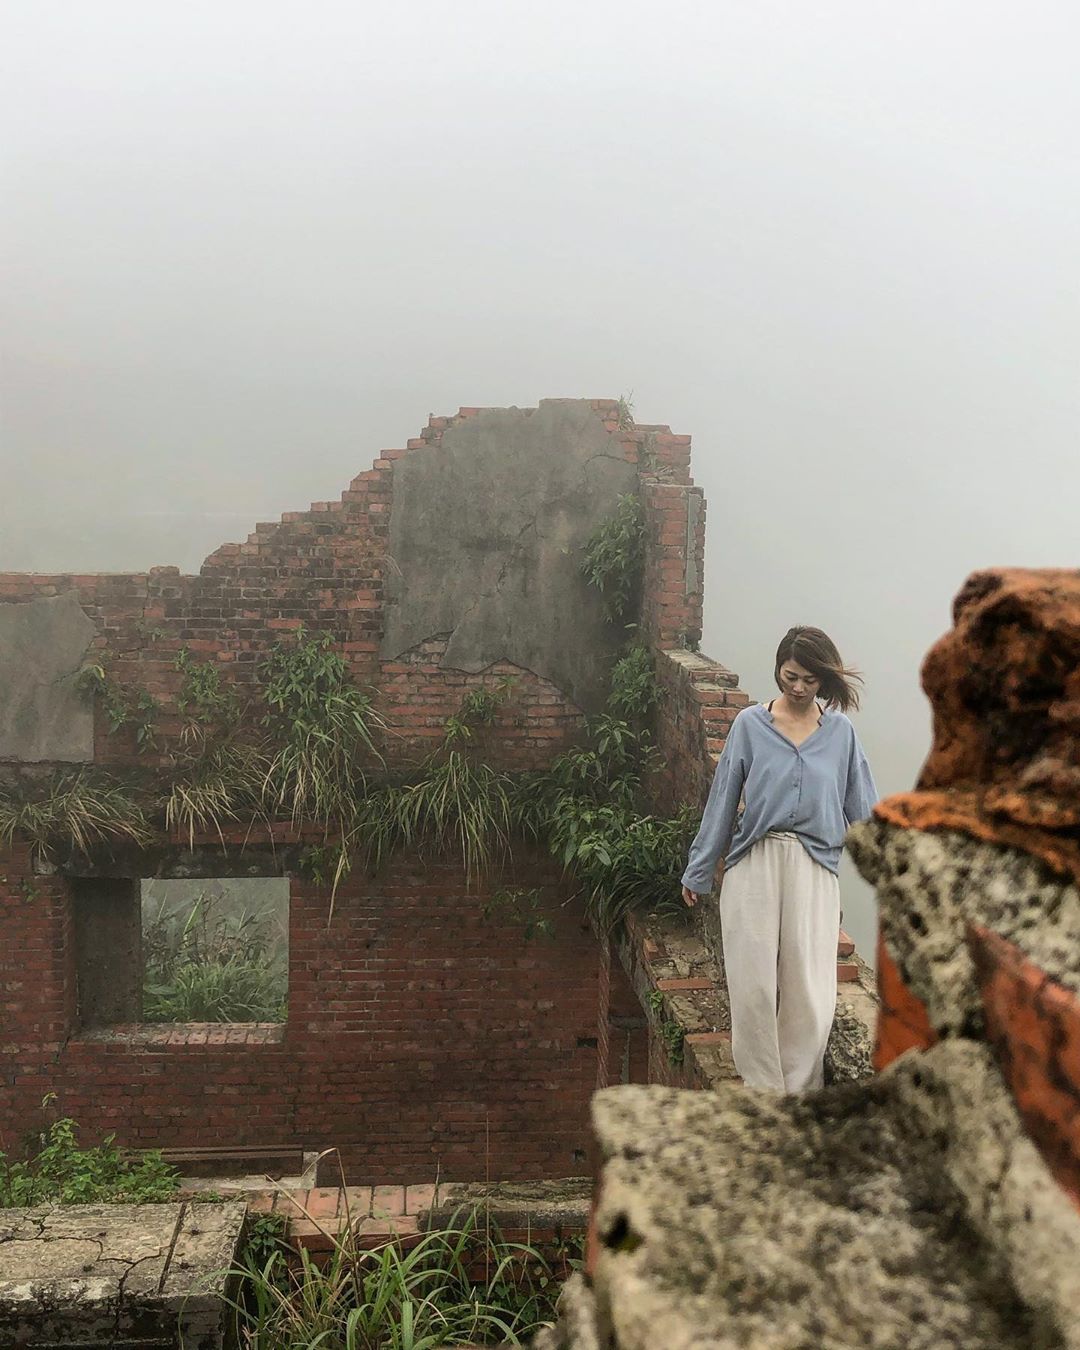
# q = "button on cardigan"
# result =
<box><xmin>681</xmin><ymin>702</ymin><xmax>878</xmax><ymax>893</ymax></box>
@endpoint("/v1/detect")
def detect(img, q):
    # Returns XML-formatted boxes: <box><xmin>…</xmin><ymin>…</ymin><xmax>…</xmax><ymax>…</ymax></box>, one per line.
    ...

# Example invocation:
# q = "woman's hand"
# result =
<box><xmin>681</xmin><ymin>885</ymin><xmax>699</xmax><ymax>908</ymax></box>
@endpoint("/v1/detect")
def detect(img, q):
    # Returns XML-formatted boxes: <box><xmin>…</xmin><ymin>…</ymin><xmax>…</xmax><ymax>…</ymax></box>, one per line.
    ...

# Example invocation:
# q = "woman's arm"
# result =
<box><xmin>681</xmin><ymin>715</ymin><xmax>749</xmax><ymax>899</ymax></box>
<box><xmin>843</xmin><ymin>731</ymin><xmax>879</xmax><ymax>827</ymax></box>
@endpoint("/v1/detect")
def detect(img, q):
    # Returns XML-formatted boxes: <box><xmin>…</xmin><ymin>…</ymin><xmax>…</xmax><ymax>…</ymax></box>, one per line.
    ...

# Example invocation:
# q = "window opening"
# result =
<box><xmin>140</xmin><ymin>877</ymin><xmax>288</xmax><ymax>1024</ymax></box>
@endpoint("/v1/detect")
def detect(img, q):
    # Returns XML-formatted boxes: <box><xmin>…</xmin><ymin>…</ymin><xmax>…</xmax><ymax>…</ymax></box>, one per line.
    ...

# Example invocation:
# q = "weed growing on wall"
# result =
<box><xmin>482</xmin><ymin>888</ymin><xmax>555</xmax><ymax>942</ymax></box>
<box><xmin>176</xmin><ymin>647</ymin><xmax>242</xmax><ymax>735</ymax></box>
<box><xmin>259</xmin><ymin>626</ymin><xmax>385</xmax><ymax>826</ymax></box>
<box><xmin>344</xmin><ymin>679</ymin><xmax>520</xmax><ymax>889</ymax></box>
<box><xmin>580</xmin><ymin>494</ymin><xmax>645</xmax><ymax>626</ymax></box>
<box><xmin>647</xmin><ymin>991</ymin><xmax>687</xmax><ymax>1067</ymax></box>
<box><xmin>607</xmin><ymin>645</ymin><xmax>660</xmax><ymax>722</ymax></box>
<box><xmin>76</xmin><ymin>663</ymin><xmax>160</xmax><ymax>752</ymax></box>
<box><xmin>6</xmin><ymin>617</ymin><xmax>689</xmax><ymax>930</ymax></box>
<box><xmin>0</xmin><ymin>1096</ymin><xmax>178</xmax><ymax>1206</ymax></box>
<box><xmin>0</xmin><ymin>770</ymin><xmax>153</xmax><ymax>862</ymax></box>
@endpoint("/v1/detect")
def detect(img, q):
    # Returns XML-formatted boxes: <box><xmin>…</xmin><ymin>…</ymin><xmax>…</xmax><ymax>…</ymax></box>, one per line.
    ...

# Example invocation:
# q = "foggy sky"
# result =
<box><xmin>3</xmin><ymin>1</ymin><xmax>1079</xmax><ymax>956</ymax></box>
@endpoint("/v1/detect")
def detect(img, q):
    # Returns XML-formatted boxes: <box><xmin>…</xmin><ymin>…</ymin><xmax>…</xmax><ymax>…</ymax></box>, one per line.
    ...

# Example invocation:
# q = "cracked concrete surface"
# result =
<box><xmin>0</xmin><ymin>1201</ymin><xmax>245</xmax><ymax>1348</ymax></box>
<box><xmin>381</xmin><ymin>400</ymin><xmax>639</xmax><ymax>711</ymax></box>
<box><xmin>0</xmin><ymin>592</ymin><xmax>96</xmax><ymax>761</ymax></box>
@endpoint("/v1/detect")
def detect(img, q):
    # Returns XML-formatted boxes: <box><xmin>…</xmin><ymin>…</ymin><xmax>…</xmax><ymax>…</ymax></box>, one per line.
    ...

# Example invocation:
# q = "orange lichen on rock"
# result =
<box><xmin>968</xmin><ymin>923</ymin><xmax>1080</xmax><ymax>1210</ymax></box>
<box><xmin>875</xmin><ymin>568</ymin><xmax>1080</xmax><ymax>888</ymax></box>
<box><xmin>873</xmin><ymin>933</ymin><xmax>938</xmax><ymax>1071</ymax></box>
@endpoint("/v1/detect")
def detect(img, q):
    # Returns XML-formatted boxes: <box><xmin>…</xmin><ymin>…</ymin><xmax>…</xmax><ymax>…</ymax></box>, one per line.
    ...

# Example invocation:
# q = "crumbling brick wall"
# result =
<box><xmin>0</xmin><ymin>399</ymin><xmax>750</xmax><ymax>1177</ymax></box>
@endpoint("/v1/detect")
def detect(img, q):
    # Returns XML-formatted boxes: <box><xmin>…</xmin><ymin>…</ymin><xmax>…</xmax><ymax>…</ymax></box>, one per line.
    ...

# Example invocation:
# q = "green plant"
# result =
<box><xmin>135</xmin><ymin>619</ymin><xmax>169</xmax><ymax>642</ymax></box>
<box><xmin>580</xmin><ymin>494</ymin><xmax>645</xmax><ymax>625</ymax></box>
<box><xmin>616</xmin><ymin>393</ymin><xmax>635</xmax><ymax>430</ymax></box>
<box><xmin>482</xmin><ymin>888</ymin><xmax>555</xmax><ymax>943</ymax></box>
<box><xmin>259</xmin><ymin>627</ymin><xmax>384</xmax><ymax>827</ymax></box>
<box><xmin>226</xmin><ymin>1203</ymin><xmax>564</xmax><ymax>1348</ymax></box>
<box><xmin>442</xmin><ymin>678</ymin><xmax>517</xmax><ymax>747</ymax></box>
<box><xmin>298</xmin><ymin>843</ymin><xmax>338</xmax><ymax>886</ymax></box>
<box><xmin>658</xmin><ymin>1019</ymin><xmax>685</xmax><ymax>1066</ymax></box>
<box><xmin>241</xmin><ymin>1211</ymin><xmax>290</xmax><ymax>1271</ymax></box>
<box><xmin>394</xmin><ymin>752</ymin><xmax>515</xmax><ymax>888</ymax></box>
<box><xmin>460</xmin><ymin>678</ymin><xmax>517</xmax><ymax>727</ymax></box>
<box><xmin>0</xmin><ymin>770</ymin><xmax>153</xmax><ymax>862</ymax></box>
<box><xmin>164</xmin><ymin>739</ymin><xmax>269</xmax><ymax>848</ymax></box>
<box><xmin>144</xmin><ymin>954</ymin><xmax>286</xmax><ymax>1022</ymax></box>
<box><xmin>0</xmin><ymin>1096</ymin><xmax>178</xmax><ymax>1206</ymax></box>
<box><xmin>607</xmin><ymin>646</ymin><xmax>660</xmax><ymax>722</ymax></box>
<box><xmin>176</xmin><ymin>648</ymin><xmax>242</xmax><ymax>735</ymax></box>
<box><xmin>646</xmin><ymin>993</ymin><xmax>686</xmax><ymax>1067</ymax></box>
<box><xmin>75</xmin><ymin>664</ymin><xmax>159</xmax><ymax>752</ymax></box>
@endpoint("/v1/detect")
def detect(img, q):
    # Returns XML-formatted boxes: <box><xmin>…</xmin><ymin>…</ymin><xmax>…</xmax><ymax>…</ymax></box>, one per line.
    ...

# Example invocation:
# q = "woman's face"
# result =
<box><xmin>778</xmin><ymin>659</ymin><xmax>820</xmax><ymax>706</ymax></box>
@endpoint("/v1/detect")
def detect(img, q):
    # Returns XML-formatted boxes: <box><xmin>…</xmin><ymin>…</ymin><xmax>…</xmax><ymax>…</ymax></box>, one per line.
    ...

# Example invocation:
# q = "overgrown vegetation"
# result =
<box><xmin>342</xmin><ymin>675</ymin><xmax>520</xmax><ymax>891</ymax></box>
<box><xmin>0</xmin><ymin>1096</ymin><xmax>178</xmax><ymax>1206</ymax></box>
<box><xmin>0</xmin><ymin>770</ymin><xmax>153</xmax><ymax>862</ymax></box>
<box><xmin>228</xmin><ymin>1203</ymin><xmax>574</xmax><ymax>1349</ymax></box>
<box><xmin>76</xmin><ymin>664</ymin><xmax>160</xmax><ymax>752</ymax></box>
<box><xmin>259</xmin><ymin>629</ymin><xmax>384</xmax><ymax>827</ymax></box>
<box><xmin>142</xmin><ymin>890</ymin><xmax>286</xmax><ymax>1023</ymax></box>
<box><xmin>580</xmin><ymin>493</ymin><xmax>645</xmax><ymax>625</ymax></box>
<box><xmin>3</xmin><ymin>512</ymin><xmax>694</xmax><ymax>930</ymax></box>
<box><xmin>607</xmin><ymin>644</ymin><xmax>660</xmax><ymax>720</ymax></box>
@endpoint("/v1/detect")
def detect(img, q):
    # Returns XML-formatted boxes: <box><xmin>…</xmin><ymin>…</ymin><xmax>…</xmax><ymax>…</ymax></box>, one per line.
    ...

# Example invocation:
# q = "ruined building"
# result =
<box><xmin>0</xmin><ymin>398</ymin><xmax>873</xmax><ymax>1195</ymax></box>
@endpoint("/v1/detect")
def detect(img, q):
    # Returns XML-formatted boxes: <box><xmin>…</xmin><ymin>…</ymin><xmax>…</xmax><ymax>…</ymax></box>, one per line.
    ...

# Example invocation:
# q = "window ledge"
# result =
<box><xmin>74</xmin><ymin>1022</ymin><xmax>286</xmax><ymax>1047</ymax></box>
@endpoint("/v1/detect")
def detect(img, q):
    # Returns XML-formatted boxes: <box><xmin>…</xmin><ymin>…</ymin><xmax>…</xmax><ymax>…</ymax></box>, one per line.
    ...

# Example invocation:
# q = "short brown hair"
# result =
<box><xmin>774</xmin><ymin>626</ymin><xmax>863</xmax><ymax>712</ymax></box>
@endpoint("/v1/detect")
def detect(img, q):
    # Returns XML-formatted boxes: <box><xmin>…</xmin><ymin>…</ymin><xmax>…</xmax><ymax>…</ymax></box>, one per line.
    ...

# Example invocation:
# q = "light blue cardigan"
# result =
<box><xmin>681</xmin><ymin>703</ymin><xmax>878</xmax><ymax>892</ymax></box>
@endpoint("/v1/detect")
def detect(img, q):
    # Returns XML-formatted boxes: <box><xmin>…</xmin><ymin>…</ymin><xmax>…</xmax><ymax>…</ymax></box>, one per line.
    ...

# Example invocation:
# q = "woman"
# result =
<box><xmin>681</xmin><ymin>626</ymin><xmax>877</xmax><ymax>1093</ymax></box>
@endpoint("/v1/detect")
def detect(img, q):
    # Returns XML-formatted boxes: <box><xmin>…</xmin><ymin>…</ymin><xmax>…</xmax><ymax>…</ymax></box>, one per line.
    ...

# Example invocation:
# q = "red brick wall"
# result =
<box><xmin>0</xmin><ymin>405</ymin><xmax>600</xmax><ymax>772</ymax></box>
<box><xmin>651</xmin><ymin>650</ymin><xmax>752</xmax><ymax>815</ymax></box>
<box><xmin>0</xmin><ymin>397</ymin><xmax>751</xmax><ymax>1169</ymax></box>
<box><xmin>380</xmin><ymin>636</ymin><xmax>586</xmax><ymax>770</ymax></box>
<box><xmin>0</xmin><ymin>846</ymin><xmax>599</xmax><ymax>1182</ymax></box>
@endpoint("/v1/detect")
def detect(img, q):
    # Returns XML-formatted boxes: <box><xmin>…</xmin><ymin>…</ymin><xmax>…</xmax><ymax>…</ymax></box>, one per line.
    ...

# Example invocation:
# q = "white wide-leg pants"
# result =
<box><xmin>719</xmin><ymin>832</ymin><xmax>840</xmax><ymax>1093</ymax></box>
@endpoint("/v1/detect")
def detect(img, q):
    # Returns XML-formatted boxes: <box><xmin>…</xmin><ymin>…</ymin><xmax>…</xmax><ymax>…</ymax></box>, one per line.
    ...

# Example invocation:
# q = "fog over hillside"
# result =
<box><xmin>4</xmin><ymin>1</ymin><xmax>1078</xmax><ymax>956</ymax></box>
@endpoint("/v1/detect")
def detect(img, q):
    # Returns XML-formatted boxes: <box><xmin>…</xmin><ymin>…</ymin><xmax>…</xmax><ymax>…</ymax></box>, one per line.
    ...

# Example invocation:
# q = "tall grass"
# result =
<box><xmin>165</xmin><ymin>740</ymin><xmax>271</xmax><ymax>848</ymax></box>
<box><xmin>260</xmin><ymin>628</ymin><xmax>385</xmax><ymax>828</ymax></box>
<box><xmin>227</xmin><ymin>1203</ymin><xmax>569</xmax><ymax>1349</ymax></box>
<box><xmin>0</xmin><ymin>770</ymin><xmax>153</xmax><ymax>861</ymax></box>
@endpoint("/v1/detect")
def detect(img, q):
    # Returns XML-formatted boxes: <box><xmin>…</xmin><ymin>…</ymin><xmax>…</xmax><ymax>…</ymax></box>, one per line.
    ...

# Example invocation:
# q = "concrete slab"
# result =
<box><xmin>0</xmin><ymin>1201</ymin><xmax>245</xmax><ymax>1348</ymax></box>
<box><xmin>0</xmin><ymin>592</ymin><xmax>96</xmax><ymax>762</ymax></box>
<box><xmin>382</xmin><ymin>400</ymin><xmax>638</xmax><ymax>712</ymax></box>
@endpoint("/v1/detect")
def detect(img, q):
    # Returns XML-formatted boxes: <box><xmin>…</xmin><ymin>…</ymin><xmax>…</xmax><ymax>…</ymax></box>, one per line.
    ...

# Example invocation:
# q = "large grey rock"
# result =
<box><xmin>847</xmin><ymin>821</ymin><xmax>1080</xmax><ymax>1035</ymax></box>
<box><xmin>536</xmin><ymin>1041</ymin><xmax>1080</xmax><ymax>1349</ymax></box>
<box><xmin>382</xmin><ymin>400</ymin><xmax>638</xmax><ymax>711</ymax></box>
<box><xmin>0</xmin><ymin>592</ymin><xmax>96</xmax><ymax>762</ymax></box>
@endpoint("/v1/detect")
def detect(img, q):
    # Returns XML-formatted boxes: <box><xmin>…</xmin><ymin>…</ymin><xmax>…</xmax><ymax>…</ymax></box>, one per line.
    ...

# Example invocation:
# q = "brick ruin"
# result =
<box><xmin>0</xmin><ymin>398</ymin><xmax>870</xmax><ymax>1191</ymax></box>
